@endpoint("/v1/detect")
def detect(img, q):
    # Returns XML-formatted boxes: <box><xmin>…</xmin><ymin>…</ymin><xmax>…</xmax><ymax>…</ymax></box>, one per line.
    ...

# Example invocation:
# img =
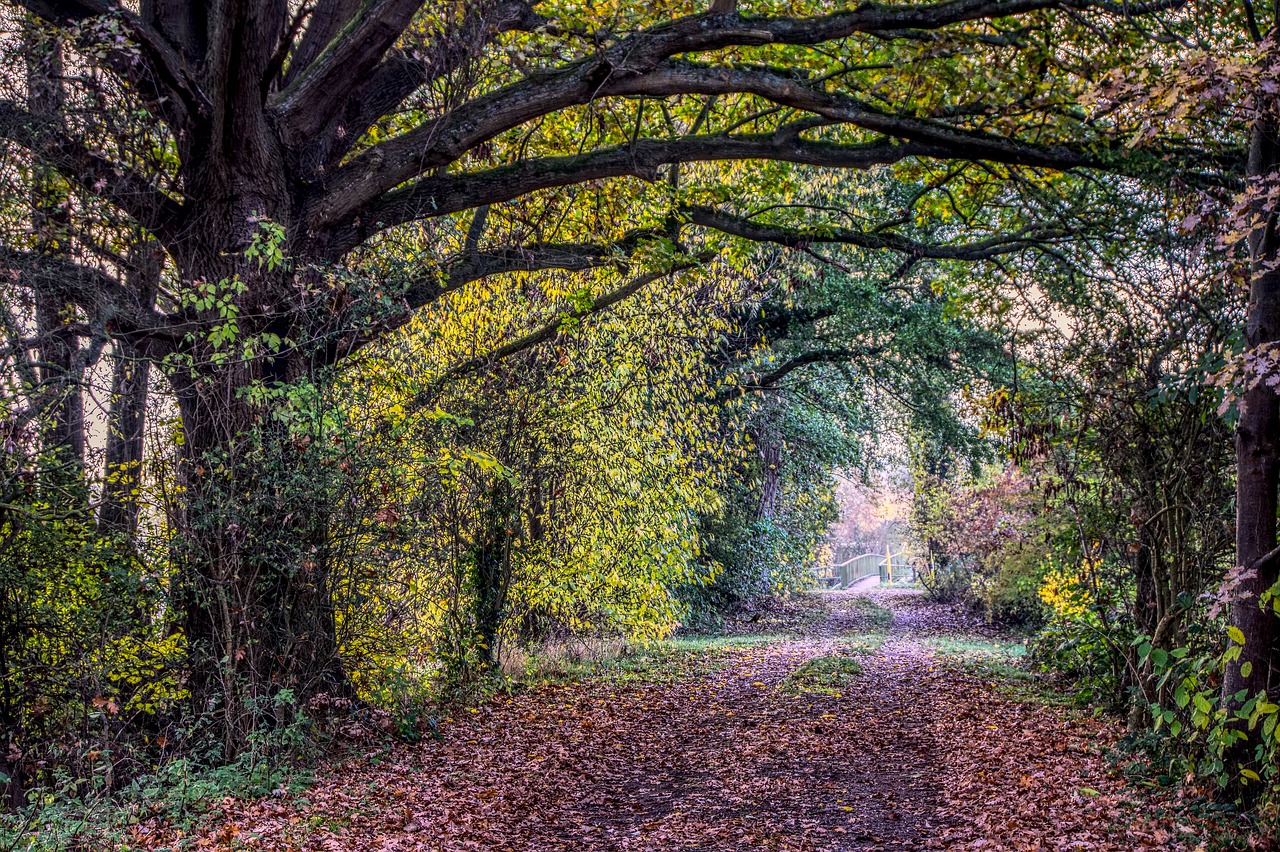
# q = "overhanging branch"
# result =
<box><xmin>17</xmin><ymin>0</ymin><xmax>209</xmax><ymax>125</ymax></box>
<box><xmin>322</xmin><ymin>129</ymin><xmax>947</xmax><ymax>254</ymax></box>
<box><xmin>687</xmin><ymin>205</ymin><xmax>1073</xmax><ymax>260</ymax></box>
<box><xmin>314</xmin><ymin>0</ymin><xmax>1127</xmax><ymax>226</ymax></box>
<box><xmin>0</xmin><ymin>245</ymin><xmax>177</xmax><ymax>344</ymax></box>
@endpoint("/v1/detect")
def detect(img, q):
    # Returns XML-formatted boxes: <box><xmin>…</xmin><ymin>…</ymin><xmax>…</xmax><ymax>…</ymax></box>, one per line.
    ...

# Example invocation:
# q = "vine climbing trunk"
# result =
<box><xmin>171</xmin><ymin>352</ymin><xmax>349</xmax><ymax>755</ymax></box>
<box><xmin>472</xmin><ymin>479</ymin><xmax>517</xmax><ymax>670</ymax></box>
<box><xmin>160</xmin><ymin>179</ymin><xmax>347</xmax><ymax>754</ymax></box>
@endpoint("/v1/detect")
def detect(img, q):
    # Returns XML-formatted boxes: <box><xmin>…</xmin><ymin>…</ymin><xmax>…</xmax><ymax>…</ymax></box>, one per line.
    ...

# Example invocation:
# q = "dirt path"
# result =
<box><xmin>162</xmin><ymin>587</ymin><xmax>1208</xmax><ymax>851</ymax></box>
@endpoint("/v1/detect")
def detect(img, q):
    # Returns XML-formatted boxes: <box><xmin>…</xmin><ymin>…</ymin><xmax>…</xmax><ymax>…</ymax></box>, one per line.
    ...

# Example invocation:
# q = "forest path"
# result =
<box><xmin>180</xmin><ymin>588</ymin><xmax>1201</xmax><ymax>851</ymax></box>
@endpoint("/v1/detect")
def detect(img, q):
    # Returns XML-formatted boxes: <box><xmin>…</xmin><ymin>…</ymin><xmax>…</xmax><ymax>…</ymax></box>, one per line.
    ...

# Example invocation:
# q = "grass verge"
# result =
<box><xmin>920</xmin><ymin>635</ymin><xmax>1068</xmax><ymax>704</ymax></box>
<box><xmin>781</xmin><ymin>654</ymin><xmax>864</xmax><ymax>696</ymax></box>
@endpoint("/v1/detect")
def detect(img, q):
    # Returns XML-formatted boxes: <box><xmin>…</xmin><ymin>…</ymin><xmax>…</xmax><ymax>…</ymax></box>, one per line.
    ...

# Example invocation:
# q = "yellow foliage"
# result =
<box><xmin>1038</xmin><ymin>561</ymin><xmax>1094</xmax><ymax>620</ymax></box>
<box><xmin>96</xmin><ymin>632</ymin><xmax>190</xmax><ymax>715</ymax></box>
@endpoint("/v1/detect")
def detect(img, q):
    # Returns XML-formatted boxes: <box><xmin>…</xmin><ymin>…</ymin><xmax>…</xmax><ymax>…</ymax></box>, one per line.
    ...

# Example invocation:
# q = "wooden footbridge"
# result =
<box><xmin>817</xmin><ymin>551</ymin><xmax>910</xmax><ymax>589</ymax></box>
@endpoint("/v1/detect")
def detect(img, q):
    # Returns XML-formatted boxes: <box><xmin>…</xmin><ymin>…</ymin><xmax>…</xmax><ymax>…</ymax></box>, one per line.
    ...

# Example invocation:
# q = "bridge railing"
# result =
<box><xmin>815</xmin><ymin>552</ymin><xmax>912</xmax><ymax>589</ymax></box>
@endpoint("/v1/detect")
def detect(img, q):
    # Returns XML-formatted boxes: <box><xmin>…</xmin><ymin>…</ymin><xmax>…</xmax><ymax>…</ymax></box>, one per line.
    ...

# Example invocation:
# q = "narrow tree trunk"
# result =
<box><xmin>99</xmin><ymin>245</ymin><xmax>161</xmax><ymax>540</ymax></box>
<box><xmin>473</xmin><ymin>480</ymin><xmax>516</xmax><ymax>669</ymax></box>
<box><xmin>25</xmin><ymin>22</ymin><xmax>84</xmax><ymax>481</ymax></box>
<box><xmin>757</xmin><ymin>439</ymin><xmax>782</xmax><ymax>522</ymax></box>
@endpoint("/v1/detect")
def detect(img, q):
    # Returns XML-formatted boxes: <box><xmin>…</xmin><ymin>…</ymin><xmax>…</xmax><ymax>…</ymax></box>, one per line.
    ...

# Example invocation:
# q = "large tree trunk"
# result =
<box><xmin>155</xmin><ymin>26</ymin><xmax>352</xmax><ymax>746</ymax></box>
<box><xmin>161</xmin><ymin>162</ymin><xmax>344</xmax><ymax>750</ymax></box>
<box><xmin>171</xmin><ymin>359</ymin><xmax>348</xmax><ymax>754</ymax></box>
<box><xmin>1222</xmin><ymin>120</ymin><xmax>1280</xmax><ymax>760</ymax></box>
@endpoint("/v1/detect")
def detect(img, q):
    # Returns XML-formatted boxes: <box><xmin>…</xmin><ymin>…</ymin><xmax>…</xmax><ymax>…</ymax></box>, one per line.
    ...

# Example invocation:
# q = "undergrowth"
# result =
<box><xmin>0</xmin><ymin>746</ymin><xmax>312</xmax><ymax>852</ymax></box>
<box><xmin>922</xmin><ymin>635</ymin><xmax>1069</xmax><ymax>706</ymax></box>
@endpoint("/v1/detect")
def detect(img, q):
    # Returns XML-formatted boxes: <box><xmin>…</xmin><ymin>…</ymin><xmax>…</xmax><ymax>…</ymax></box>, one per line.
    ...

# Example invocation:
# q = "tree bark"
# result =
<box><xmin>1222</xmin><ymin>118</ymin><xmax>1280</xmax><ymax>750</ymax></box>
<box><xmin>472</xmin><ymin>479</ymin><xmax>516</xmax><ymax>670</ymax></box>
<box><xmin>757</xmin><ymin>439</ymin><xmax>782</xmax><ymax>523</ymax></box>
<box><xmin>171</xmin><ymin>364</ymin><xmax>348</xmax><ymax>754</ymax></box>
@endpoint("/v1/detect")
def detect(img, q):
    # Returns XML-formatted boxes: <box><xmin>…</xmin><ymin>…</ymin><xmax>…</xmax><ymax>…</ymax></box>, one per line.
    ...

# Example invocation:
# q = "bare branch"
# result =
<box><xmin>17</xmin><ymin>0</ymin><xmax>209</xmax><ymax>124</ymax></box>
<box><xmin>0</xmin><ymin>244</ymin><xmax>177</xmax><ymax>344</ymax></box>
<box><xmin>0</xmin><ymin>100</ymin><xmax>187</xmax><ymax>249</ymax></box>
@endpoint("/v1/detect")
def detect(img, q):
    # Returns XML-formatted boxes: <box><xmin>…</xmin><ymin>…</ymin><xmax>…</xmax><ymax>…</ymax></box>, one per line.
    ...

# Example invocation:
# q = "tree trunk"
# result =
<box><xmin>472</xmin><ymin>480</ymin><xmax>516</xmax><ymax>670</ymax></box>
<box><xmin>159</xmin><ymin>212</ymin><xmax>350</xmax><ymax>749</ymax></box>
<box><xmin>99</xmin><ymin>245</ymin><xmax>162</xmax><ymax>541</ymax></box>
<box><xmin>25</xmin><ymin>22</ymin><xmax>84</xmax><ymax>483</ymax></box>
<box><xmin>172</xmin><ymin>369</ymin><xmax>349</xmax><ymax>754</ymax></box>
<box><xmin>757</xmin><ymin>439</ymin><xmax>782</xmax><ymax>522</ymax></box>
<box><xmin>1223</xmin><ymin>120</ymin><xmax>1280</xmax><ymax>762</ymax></box>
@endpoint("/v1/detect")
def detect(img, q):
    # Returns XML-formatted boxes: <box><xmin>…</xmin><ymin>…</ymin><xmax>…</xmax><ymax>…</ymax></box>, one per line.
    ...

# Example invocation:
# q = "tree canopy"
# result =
<box><xmin>5</xmin><ymin>0</ymin><xmax>1280</xmax><ymax>836</ymax></box>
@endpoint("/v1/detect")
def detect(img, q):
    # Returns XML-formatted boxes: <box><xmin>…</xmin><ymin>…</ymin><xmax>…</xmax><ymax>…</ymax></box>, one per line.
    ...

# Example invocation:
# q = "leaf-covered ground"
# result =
<box><xmin>133</xmin><ymin>586</ymin><xmax>1238</xmax><ymax>850</ymax></box>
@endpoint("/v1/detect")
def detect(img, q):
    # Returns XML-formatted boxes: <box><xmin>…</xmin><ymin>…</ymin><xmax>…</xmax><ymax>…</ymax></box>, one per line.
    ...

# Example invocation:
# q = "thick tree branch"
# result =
<box><xmin>318</xmin><ymin>230</ymin><xmax>660</xmax><ymax>366</ymax></box>
<box><xmin>603</xmin><ymin>62</ymin><xmax>1102</xmax><ymax>169</ymax></box>
<box><xmin>687</xmin><ymin>205</ymin><xmax>1073</xmax><ymax>260</ymax></box>
<box><xmin>272</xmin><ymin>0</ymin><xmax>427</xmax><ymax>151</ymax></box>
<box><xmin>747</xmin><ymin>347</ymin><xmax>873</xmax><ymax>389</ymax></box>
<box><xmin>437</xmin><ymin>229</ymin><xmax>662</xmax><ymax>294</ymax></box>
<box><xmin>288</xmin><ymin>1</ymin><xmax>545</xmax><ymax>179</ymax></box>
<box><xmin>314</xmin><ymin>0</ymin><xmax>1153</xmax><ymax>225</ymax></box>
<box><xmin>323</xmin><ymin>123</ymin><xmax>1105</xmax><ymax>256</ymax></box>
<box><xmin>322</xmin><ymin>130</ymin><xmax>935</xmax><ymax>253</ymax></box>
<box><xmin>281</xmin><ymin>0</ymin><xmax>362</xmax><ymax>87</ymax></box>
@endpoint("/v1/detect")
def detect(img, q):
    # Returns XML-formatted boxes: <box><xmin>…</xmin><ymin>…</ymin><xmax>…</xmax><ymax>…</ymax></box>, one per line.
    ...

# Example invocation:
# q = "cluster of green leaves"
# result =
<box><xmin>1131</xmin><ymin>623</ymin><xmax>1280</xmax><ymax>800</ymax></box>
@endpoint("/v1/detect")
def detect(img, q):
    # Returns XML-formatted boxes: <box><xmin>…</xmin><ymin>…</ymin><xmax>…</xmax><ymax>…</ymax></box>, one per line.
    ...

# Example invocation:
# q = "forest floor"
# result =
<box><xmin>133</xmin><ymin>584</ymin><xmax>1252</xmax><ymax>851</ymax></box>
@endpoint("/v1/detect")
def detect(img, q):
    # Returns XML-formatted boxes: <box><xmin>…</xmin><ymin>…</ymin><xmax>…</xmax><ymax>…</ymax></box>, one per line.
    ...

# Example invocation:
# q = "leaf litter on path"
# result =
<box><xmin>135</xmin><ymin>588</ymin><xmax>1228</xmax><ymax>851</ymax></box>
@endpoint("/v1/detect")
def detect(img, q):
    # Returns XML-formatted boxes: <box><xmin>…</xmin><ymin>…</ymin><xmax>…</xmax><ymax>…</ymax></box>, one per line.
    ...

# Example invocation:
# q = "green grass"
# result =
<box><xmin>922</xmin><ymin>635</ymin><xmax>1030</xmax><ymax>686</ymax></box>
<box><xmin>0</xmin><ymin>751</ymin><xmax>315</xmax><ymax>852</ymax></box>
<box><xmin>781</xmin><ymin>654</ymin><xmax>864</xmax><ymax>695</ymax></box>
<box><xmin>840</xmin><ymin>631</ymin><xmax>890</xmax><ymax>655</ymax></box>
<box><xmin>920</xmin><ymin>634</ymin><xmax>1072</xmax><ymax>704</ymax></box>
<box><xmin>849</xmin><ymin>597</ymin><xmax>894</xmax><ymax>629</ymax></box>
<box><xmin>925</xmin><ymin>636</ymin><xmax>1027</xmax><ymax>659</ymax></box>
